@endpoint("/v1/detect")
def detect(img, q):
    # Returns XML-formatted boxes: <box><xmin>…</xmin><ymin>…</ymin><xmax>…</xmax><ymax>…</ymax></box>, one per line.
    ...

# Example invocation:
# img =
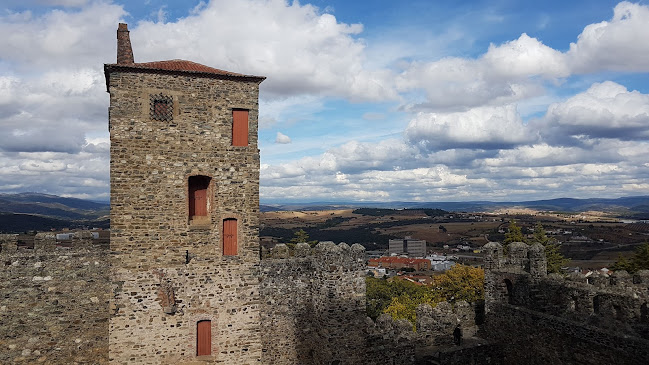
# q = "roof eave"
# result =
<box><xmin>104</xmin><ymin>63</ymin><xmax>266</xmax><ymax>92</ymax></box>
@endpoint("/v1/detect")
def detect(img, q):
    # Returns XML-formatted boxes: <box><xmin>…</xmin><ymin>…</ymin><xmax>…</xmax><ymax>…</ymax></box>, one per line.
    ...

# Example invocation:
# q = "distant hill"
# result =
<box><xmin>0</xmin><ymin>213</ymin><xmax>109</xmax><ymax>233</ymax></box>
<box><xmin>260</xmin><ymin>196</ymin><xmax>649</xmax><ymax>217</ymax></box>
<box><xmin>0</xmin><ymin>193</ymin><xmax>109</xmax><ymax>233</ymax></box>
<box><xmin>2</xmin><ymin>193</ymin><xmax>647</xmax><ymax>233</ymax></box>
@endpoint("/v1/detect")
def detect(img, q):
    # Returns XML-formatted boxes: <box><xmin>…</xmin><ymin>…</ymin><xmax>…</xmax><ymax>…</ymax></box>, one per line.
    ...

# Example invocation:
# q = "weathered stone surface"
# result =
<box><xmin>0</xmin><ymin>236</ymin><xmax>109</xmax><ymax>365</ymax></box>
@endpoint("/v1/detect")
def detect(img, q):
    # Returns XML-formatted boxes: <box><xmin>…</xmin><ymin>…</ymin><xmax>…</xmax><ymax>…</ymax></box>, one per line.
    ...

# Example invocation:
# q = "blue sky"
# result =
<box><xmin>1</xmin><ymin>0</ymin><xmax>648</xmax><ymax>203</ymax></box>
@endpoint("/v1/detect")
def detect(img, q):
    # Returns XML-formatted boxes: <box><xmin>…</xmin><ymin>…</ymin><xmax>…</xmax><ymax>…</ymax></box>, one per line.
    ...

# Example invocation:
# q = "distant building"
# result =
<box><xmin>368</xmin><ymin>256</ymin><xmax>431</xmax><ymax>271</ymax></box>
<box><xmin>389</xmin><ymin>236</ymin><xmax>426</xmax><ymax>257</ymax></box>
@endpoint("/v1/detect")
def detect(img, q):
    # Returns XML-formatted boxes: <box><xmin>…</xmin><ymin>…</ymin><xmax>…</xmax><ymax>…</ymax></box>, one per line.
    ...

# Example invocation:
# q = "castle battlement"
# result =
<box><xmin>265</xmin><ymin>241</ymin><xmax>366</xmax><ymax>271</ymax></box>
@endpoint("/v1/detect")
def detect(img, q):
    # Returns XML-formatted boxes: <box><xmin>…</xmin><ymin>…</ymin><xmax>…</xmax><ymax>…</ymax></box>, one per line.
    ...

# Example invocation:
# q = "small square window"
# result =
<box><xmin>150</xmin><ymin>94</ymin><xmax>173</xmax><ymax>121</ymax></box>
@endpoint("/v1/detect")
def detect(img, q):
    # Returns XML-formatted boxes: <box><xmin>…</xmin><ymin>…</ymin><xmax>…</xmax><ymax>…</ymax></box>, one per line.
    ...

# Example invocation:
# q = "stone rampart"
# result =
<box><xmin>260</xmin><ymin>242</ymin><xmax>368</xmax><ymax>365</ymax></box>
<box><xmin>484</xmin><ymin>241</ymin><xmax>649</xmax><ymax>364</ymax></box>
<box><xmin>0</xmin><ymin>235</ymin><xmax>109</xmax><ymax>364</ymax></box>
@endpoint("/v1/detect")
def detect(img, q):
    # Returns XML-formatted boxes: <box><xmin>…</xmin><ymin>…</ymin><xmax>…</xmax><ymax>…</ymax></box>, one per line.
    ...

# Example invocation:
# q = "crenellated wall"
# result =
<box><xmin>483</xmin><ymin>241</ymin><xmax>649</xmax><ymax>365</ymax></box>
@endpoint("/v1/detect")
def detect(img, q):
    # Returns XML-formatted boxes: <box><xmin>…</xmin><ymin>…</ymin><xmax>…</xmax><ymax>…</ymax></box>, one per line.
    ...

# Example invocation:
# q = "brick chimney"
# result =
<box><xmin>117</xmin><ymin>23</ymin><xmax>134</xmax><ymax>64</ymax></box>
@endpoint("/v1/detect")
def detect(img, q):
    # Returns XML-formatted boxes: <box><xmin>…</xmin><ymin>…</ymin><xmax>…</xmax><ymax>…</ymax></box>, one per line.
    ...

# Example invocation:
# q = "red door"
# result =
<box><xmin>193</xmin><ymin>188</ymin><xmax>207</xmax><ymax>216</ymax></box>
<box><xmin>197</xmin><ymin>320</ymin><xmax>211</xmax><ymax>356</ymax></box>
<box><xmin>223</xmin><ymin>219</ymin><xmax>237</xmax><ymax>255</ymax></box>
<box><xmin>189</xmin><ymin>176</ymin><xmax>209</xmax><ymax>218</ymax></box>
<box><xmin>232</xmin><ymin>110</ymin><xmax>249</xmax><ymax>146</ymax></box>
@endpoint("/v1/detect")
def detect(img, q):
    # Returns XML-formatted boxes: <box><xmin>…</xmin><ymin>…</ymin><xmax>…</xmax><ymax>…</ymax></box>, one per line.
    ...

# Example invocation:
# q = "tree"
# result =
<box><xmin>368</xmin><ymin>264</ymin><xmax>485</xmax><ymax>328</ymax></box>
<box><xmin>530</xmin><ymin>223</ymin><xmax>569</xmax><ymax>274</ymax></box>
<box><xmin>366</xmin><ymin>277</ymin><xmax>432</xmax><ymax>320</ymax></box>
<box><xmin>611</xmin><ymin>254</ymin><xmax>635</xmax><ymax>273</ymax></box>
<box><xmin>611</xmin><ymin>241</ymin><xmax>649</xmax><ymax>274</ymax></box>
<box><xmin>289</xmin><ymin>229</ymin><xmax>318</xmax><ymax>247</ymax></box>
<box><xmin>383</xmin><ymin>292</ymin><xmax>439</xmax><ymax>329</ymax></box>
<box><xmin>503</xmin><ymin>220</ymin><xmax>524</xmax><ymax>245</ymax></box>
<box><xmin>432</xmin><ymin>264</ymin><xmax>484</xmax><ymax>303</ymax></box>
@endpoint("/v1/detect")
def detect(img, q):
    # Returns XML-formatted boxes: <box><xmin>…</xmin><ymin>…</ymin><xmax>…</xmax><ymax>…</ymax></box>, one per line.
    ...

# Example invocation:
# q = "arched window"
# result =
<box><xmin>197</xmin><ymin>320</ymin><xmax>211</xmax><ymax>356</ymax></box>
<box><xmin>188</xmin><ymin>175</ymin><xmax>211</xmax><ymax>222</ymax></box>
<box><xmin>223</xmin><ymin>218</ymin><xmax>238</xmax><ymax>256</ymax></box>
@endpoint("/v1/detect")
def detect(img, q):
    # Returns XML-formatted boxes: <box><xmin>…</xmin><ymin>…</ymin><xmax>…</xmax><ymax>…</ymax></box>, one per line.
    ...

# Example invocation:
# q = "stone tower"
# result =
<box><xmin>105</xmin><ymin>23</ymin><xmax>265</xmax><ymax>364</ymax></box>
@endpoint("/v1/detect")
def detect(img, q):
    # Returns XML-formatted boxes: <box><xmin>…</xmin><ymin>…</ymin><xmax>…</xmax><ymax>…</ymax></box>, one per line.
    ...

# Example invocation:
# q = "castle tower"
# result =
<box><xmin>105</xmin><ymin>23</ymin><xmax>265</xmax><ymax>364</ymax></box>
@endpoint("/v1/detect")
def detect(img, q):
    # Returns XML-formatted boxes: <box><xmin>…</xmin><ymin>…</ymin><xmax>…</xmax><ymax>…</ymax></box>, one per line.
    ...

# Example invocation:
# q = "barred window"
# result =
<box><xmin>150</xmin><ymin>94</ymin><xmax>173</xmax><ymax>121</ymax></box>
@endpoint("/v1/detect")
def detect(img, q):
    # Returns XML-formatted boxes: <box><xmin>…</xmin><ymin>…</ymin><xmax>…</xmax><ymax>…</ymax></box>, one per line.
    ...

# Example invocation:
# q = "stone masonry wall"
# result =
<box><xmin>108</xmin><ymin>68</ymin><xmax>263</xmax><ymax>364</ymax></box>
<box><xmin>259</xmin><ymin>242</ymin><xmax>367</xmax><ymax>365</ymax></box>
<box><xmin>483</xmin><ymin>241</ymin><xmax>649</xmax><ymax>364</ymax></box>
<box><xmin>0</xmin><ymin>234</ymin><xmax>109</xmax><ymax>364</ymax></box>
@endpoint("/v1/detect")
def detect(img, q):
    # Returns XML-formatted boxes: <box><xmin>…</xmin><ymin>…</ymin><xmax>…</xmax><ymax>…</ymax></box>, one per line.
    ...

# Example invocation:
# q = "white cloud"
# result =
<box><xmin>275</xmin><ymin>132</ymin><xmax>291</xmax><ymax>144</ymax></box>
<box><xmin>538</xmin><ymin>81</ymin><xmax>649</xmax><ymax>144</ymax></box>
<box><xmin>482</xmin><ymin>33</ymin><xmax>568</xmax><ymax>79</ymax></box>
<box><xmin>132</xmin><ymin>0</ymin><xmax>397</xmax><ymax>101</ymax></box>
<box><xmin>405</xmin><ymin>104</ymin><xmax>534</xmax><ymax>151</ymax></box>
<box><xmin>0</xmin><ymin>3</ymin><xmax>125</xmax><ymax>70</ymax></box>
<box><xmin>395</xmin><ymin>33</ymin><xmax>566</xmax><ymax>111</ymax></box>
<box><xmin>568</xmin><ymin>1</ymin><xmax>649</xmax><ymax>73</ymax></box>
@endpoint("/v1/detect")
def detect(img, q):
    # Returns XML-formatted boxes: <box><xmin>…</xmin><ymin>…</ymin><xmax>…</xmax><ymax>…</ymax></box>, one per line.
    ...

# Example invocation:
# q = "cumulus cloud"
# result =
<box><xmin>275</xmin><ymin>132</ymin><xmax>292</xmax><ymax>144</ymax></box>
<box><xmin>536</xmin><ymin>81</ymin><xmax>649</xmax><ymax>145</ymax></box>
<box><xmin>405</xmin><ymin>104</ymin><xmax>534</xmax><ymax>151</ymax></box>
<box><xmin>132</xmin><ymin>0</ymin><xmax>397</xmax><ymax>101</ymax></box>
<box><xmin>2</xmin><ymin>1</ymin><xmax>649</xmax><ymax>202</ymax></box>
<box><xmin>395</xmin><ymin>33</ymin><xmax>566</xmax><ymax>111</ymax></box>
<box><xmin>568</xmin><ymin>1</ymin><xmax>649</xmax><ymax>73</ymax></box>
<box><xmin>396</xmin><ymin>2</ymin><xmax>649</xmax><ymax>111</ymax></box>
<box><xmin>0</xmin><ymin>3</ymin><xmax>125</xmax><ymax>70</ymax></box>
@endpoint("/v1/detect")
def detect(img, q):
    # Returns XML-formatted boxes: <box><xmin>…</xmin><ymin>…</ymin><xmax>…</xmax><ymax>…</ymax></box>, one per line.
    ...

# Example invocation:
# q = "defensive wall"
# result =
<box><xmin>0</xmin><ymin>233</ymin><xmax>109</xmax><ymax>364</ymax></box>
<box><xmin>7</xmin><ymin>228</ymin><xmax>648</xmax><ymax>364</ymax></box>
<box><xmin>483</xmin><ymin>241</ymin><xmax>649</xmax><ymax>365</ymax></box>
<box><xmin>1</xmin><ymin>233</ymin><xmax>489</xmax><ymax>365</ymax></box>
<box><xmin>260</xmin><ymin>241</ymin><xmax>489</xmax><ymax>365</ymax></box>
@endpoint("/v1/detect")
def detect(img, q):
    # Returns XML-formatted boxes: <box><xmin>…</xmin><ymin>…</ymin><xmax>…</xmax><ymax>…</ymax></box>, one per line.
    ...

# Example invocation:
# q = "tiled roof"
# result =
<box><xmin>368</xmin><ymin>257</ymin><xmax>431</xmax><ymax>265</ymax></box>
<box><xmin>123</xmin><ymin>60</ymin><xmax>248</xmax><ymax>76</ymax></box>
<box><xmin>104</xmin><ymin>59</ymin><xmax>265</xmax><ymax>90</ymax></box>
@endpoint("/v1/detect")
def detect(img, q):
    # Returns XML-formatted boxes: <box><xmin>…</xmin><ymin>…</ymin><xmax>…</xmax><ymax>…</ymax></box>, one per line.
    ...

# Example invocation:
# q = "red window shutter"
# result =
<box><xmin>197</xmin><ymin>320</ymin><xmax>211</xmax><ymax>356</ymax></box>
<box><xmin>223</xmin><ymin>218</ymin><xmax>237</xmax><ymax>255</ymax></box>
<box><xmin>232</xmin><ymin>110</ymin><xmax>249</xmax><ymax>146</ymax></box>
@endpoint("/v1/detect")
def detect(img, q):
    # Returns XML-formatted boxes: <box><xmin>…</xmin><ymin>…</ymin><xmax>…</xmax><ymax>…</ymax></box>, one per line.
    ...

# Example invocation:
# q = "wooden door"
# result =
<box><xmin>232</xmin><ymin>110</ymin><xmax>249</xmax><ymax>146</ymax></box>
<box><xmin>189</xmin><ymin>176</ymin><xmax>209</xmax><ymax>218</ymax></box>
<box><xmin>223</xmin><ymin>218</ymin><xmax>237</xmax><ymax>255</ymax></box>
<box><xmin>193</xmin><ymin>188</ymin><xmax>207</xmax><ymax>216</ymax></box>
<box><xmin>197</xmin><ymin>320</ymin><xmax>211</xmax><ymax>356</ymax></box>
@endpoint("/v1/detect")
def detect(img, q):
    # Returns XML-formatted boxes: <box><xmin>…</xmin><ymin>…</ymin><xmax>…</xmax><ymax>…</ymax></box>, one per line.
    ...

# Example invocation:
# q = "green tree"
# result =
<box><xmin>503</xmin><ymin>220</ymin><xmax>524</xmax><ymax>245</ymax></box>
<box><xmin>289</xmin><ymin>229</ymin><xmax>318</xmax><ymax>247</ymax></box>
<box><xmin>632</xmin><ymin>242</ymin><xmax>649</xmax><ymax>271</ymax></box>
<box><xmin>530</xmin><ymin>223</ymin><xmax>569</xmax><ymax>274</ymax></box>
<box><xmin>612</xmin><ymin>242</ymin><xmax>649</xmax><ymax>274</ymax></box>
<box><xmin>369</xmin><ymin>264</ymin><xmax>485</xmax><ymax>328</ymax></box>
<box><xmin>432</xmin><ymin>264</ymin><xmax>484</xmax><ymax>303</ymax></box>
<box><xmin>383</xmin><ymin>291</ymin><xmax>439</xmax><ymax>329</ymax></box>
<box><xmin>366</xmin><ymin>277</ymin><xmax>431</xmax><ymax>320</ymax></box>
<box><xmin>611</xmin><ymin>254</ymin><xmax>635</xmax><ymax>273</ymax></box>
